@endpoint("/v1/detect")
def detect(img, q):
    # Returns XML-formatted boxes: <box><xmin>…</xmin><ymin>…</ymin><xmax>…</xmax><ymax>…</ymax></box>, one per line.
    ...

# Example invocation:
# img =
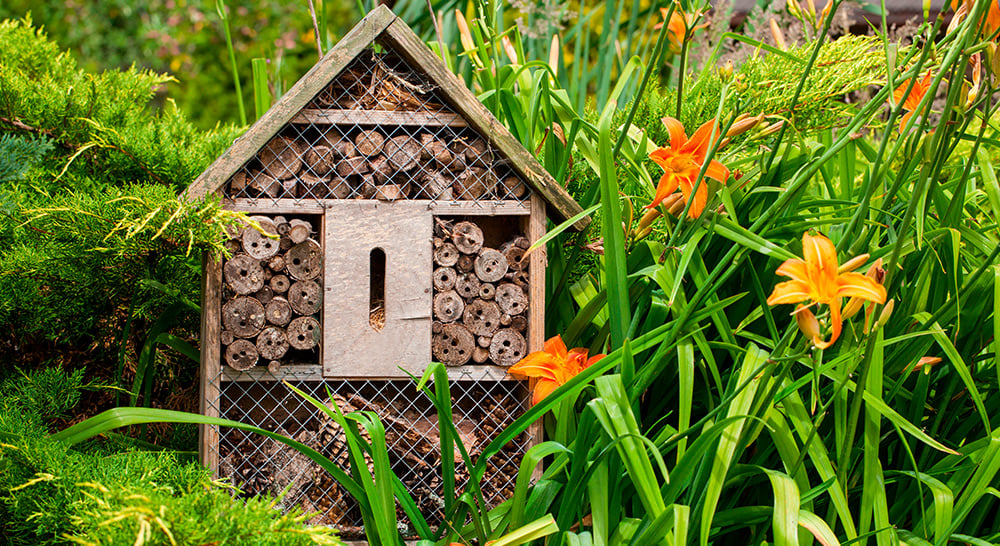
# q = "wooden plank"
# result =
<box><xmin>199</xmin><ymin>252</ymin><xmax>223</xmax><ymax>475</ymax></box>
<box><xmin>221</xmin><ymin>364</ymin><xmax>325</xmax><ymax>382</ymax></box>
<box><xmin>379</xmin><ymin>18</ymin><xmax>589</xmax><ymax>231</ymax></box>
<box><xmin>292</xmin><ymin>109</ymin><xmax>467</xmax><ymax>127</ymax></box>
<box><xmin>225</xmin><ymin>199</ymin><xmax>530</xmax><ymax>215</ymax></box>
<box><xmin>183</xmin><ymin>5</ymin><xmax>397</xmax><ymax>201</ymax></box>
<box><xmin>323</xmin><ymin>201</ymin><xmax>433</xmax><ymax>378</ymax></box>
<box><xmin>226</xmin><ymin>199</ymin><xmax>325</xmax><ymax>213</ymax></box>
<box><xmin>526</xmin><ymin>194</ymin><xmax>547</xmax><ymax>473</ymax></box>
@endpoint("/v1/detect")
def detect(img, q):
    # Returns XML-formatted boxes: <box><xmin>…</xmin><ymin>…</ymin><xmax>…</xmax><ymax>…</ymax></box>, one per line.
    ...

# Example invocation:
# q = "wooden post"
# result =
<box><xmin>199</xmin><ymin>251</ymin><xmax>223</xmax><ymax>475</ymax></box>
<box><xmin>527</xmin><ymin>193</ymin><xmax>547</xmax><ymax>473</ymax></box>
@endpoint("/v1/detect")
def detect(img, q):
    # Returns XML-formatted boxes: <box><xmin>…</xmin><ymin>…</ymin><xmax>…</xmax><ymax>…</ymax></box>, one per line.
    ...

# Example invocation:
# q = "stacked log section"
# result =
<box><xmin>431</xmin><ymin>219</ymin><xmax>529</xmax><ymax>367</ymax></box>
<box><xmin>227</xmin><ymin>128</ymin><xmax>533</xmax><ymax>203</ymax></box>
<box><xmin>221</xmin><ymin>215</ymin><xmax>323</xmax><ymax>371</ymax></box>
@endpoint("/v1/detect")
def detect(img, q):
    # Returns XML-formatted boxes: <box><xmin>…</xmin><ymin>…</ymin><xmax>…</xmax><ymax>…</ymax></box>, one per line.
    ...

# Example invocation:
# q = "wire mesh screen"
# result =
<box><xmin>210</xmin><ymin>375</ymin><xmax>531</xmax><ymax>538</ymax></box>
<box><xmin>221</xmin><ymin>49</ymin><xmax>532</xmax><ymax>206</ymax></box>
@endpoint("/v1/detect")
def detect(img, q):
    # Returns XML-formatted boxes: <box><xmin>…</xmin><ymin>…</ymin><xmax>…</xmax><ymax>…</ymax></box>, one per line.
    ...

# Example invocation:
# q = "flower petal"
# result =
<box><xmin>686</xmin><ymin>176</ymin><xmax>709</xmax><ymax>217</ymax></box>
<box><xmin>684</xmin><ymin>118</ymin><xmax>721</xmax><ymax>160</ymax></box>
<box><xmin>646</xmin><ymin>172</ymin><xmax>681</xmax><ymax>210</ymax></box>
<box><xmin>531</xmin><ymin>380</ymin><xmax>560</xmax><ymax>405</ymax></box>
<box><xmin>813</xmin><ymin>298</ymin><xmax>843</xmax><ymax>349</ymax></box>
<box><xmin>661</xmin><ymin>116</ymin><xmax>688</xmax><ymax>149</ymax></box>
<box><xmin>836</xmin><ymin>272</ymin><xmax>887</xmax><ymax>303</ymax></box>
<box><xmin>802</xmin><ymin>232</ymin><xmax>839</xmax><ymax>299</ymax></box>
<box><xmin>543</xmin><ymin>335</ymin><xmax>569</xmax><ymax>360</ymax></box>
<box><xmin>767</xmin><ymin>280</ymin><xmax>811</xmax><ymax>305</ymax></box>
<box><xmin>704</xmin><ymin>159</ymin><xmax>729</xmax><ymax>184</ymax></box>
<box><xmin>508</xmin><ymin>352</ymin><xmax>561</xmax><ymax>381</ymax></box>
<box><xmin>775</xmin><ymin>258</ymin><xmax>808</xmax><ymax>282</ymax></box>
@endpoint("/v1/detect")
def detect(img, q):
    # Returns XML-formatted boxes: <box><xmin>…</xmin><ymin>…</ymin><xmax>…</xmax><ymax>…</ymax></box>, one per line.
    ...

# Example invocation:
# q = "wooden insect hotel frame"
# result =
<box><xmin>185</xmin><ymin>5</ymin><xmax>586</xmax><ymax>537</ymax></box>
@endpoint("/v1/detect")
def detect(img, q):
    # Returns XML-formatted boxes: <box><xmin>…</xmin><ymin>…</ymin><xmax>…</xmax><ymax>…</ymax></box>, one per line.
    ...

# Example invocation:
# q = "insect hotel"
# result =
<box><xmin>185</xmin><ymin>5</ymin><xmax>586</xmax><ymax>537</ymax></box>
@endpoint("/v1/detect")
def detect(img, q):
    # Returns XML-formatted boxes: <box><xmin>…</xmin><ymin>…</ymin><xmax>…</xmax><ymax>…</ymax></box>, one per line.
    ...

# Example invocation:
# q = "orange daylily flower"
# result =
<box><xmin>767</xmin><ymin>233</ymin><xmax>887</xmax><ymax>349</ymax></box>
<box><xmin>654</xmin><ymin>7</ymin><xmax>708</xmax><ymax>53</ymax></box>
<box><xmin>646</xmin><ymin>116</ymin><xmax>730</xmax><ymax>218</ymax></box>
<box><xmin>951</xmin><ymin>0</ymin><xmax>1000</xmax><ymax>36</ymax></box>
<box><xmin>508</xmin><ymin>335</ymin><xmax>604</xmax><ymax>405</ymax></box>
<box><xmin>891</xmin><ymin>71</ymin><xmax>932</xmax><ymax>133</ymax></box>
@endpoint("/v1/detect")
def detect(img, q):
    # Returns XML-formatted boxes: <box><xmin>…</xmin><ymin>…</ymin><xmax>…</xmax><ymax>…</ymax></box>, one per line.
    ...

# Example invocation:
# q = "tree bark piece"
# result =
<box><xmin>229</xmin><ymin>171</ymin><xmax>248</xmax><ymax>194</ymax></box>
<box><xmin>383</xmin><ymin>135</ymin><xmax>421</xmax><ymax>172</ymax></box>
<box><xmin>489</xmin><ymin>329</ymin><xmax>527</xmax><ymax>366</ymax></box>
<box><xmin>355</xmin><ymin>130</ymin><xmax>385</xmax><ymax>156</ymax></box>
<box><xmin>452</xmin><ymin>222</ymin><xmax>484</xmax><ymax>254</ymax></box>
<box><xmin>288</xmin><ymin>280</ymin><xmax>322</xmax><ymax>315</ymax></box>
<box><xmin>287</xmin><ymin>316</ymin><xmax>321</xmax><ymax>350</ymax></box>
<box><xmin>453</xmin><ymin>168</ymin><xmax>497</xmax><ymax>200</ymax></box>
<box><xmin>256</xmin><ymin>326</ymin><xmax>289</xmax><ymax>360</ymax></box>
<box><xmin>267</xmin><ymin>254</ymin><xmax>286</xmax><ymax>272</ymax></box>
<box><xmin>456</xmin><ymin>255</ymin><xmax>474</xmax><ymax>273</ymax></box>
<box><xmin>220</xmin><ymin>330</ymin><xmax>235</xmax><ymax>346</ymax></box>
<box><xmin>224</xmin><ymin>254</ymin><xmax>265</xmax><ymax>295</ymax></box>
<box><xmin>374</xmin><ymin>184</ymin><xmax>406</xmax><ymax>200</ymax></box>
<box><xmin>421</xmin><ymin>135</ymin><xmax>453</xmax><ymax>167</ymax></box>
<box><xmin>495</xmin><ymin>283</ymin><xmax>528</xmax><ymax>315</ymax></box>
<box><xmin>433</xmin><ymin>267</ymin><xmax>457</xmax><ymax>291</ymax></box>
<box><xmin>259</xmin><ymin>136</ymin><xmax>303</xmax><ymax>180</ymax></box>
<box><xmin>478</xmin><ymin>283</ymin><xmax>495</xmax><ymax>300</ymax></box>
<box><xmin>267</xmin><ymin>360</ymin><xmax>281</xmax><ymax>374</ymax></box>
<box><xmin>478</xmin><ymin>336</ymin><xmax>492</xmax><ymax>348</ymax></box>
<box><xmin>242</xmin><ymin>217</ymin><xmax>280</xmax><ymax>259</ymax></box>
<box><xmin>286</xmin><ymin>239</ymin><xmax>322</xmax><ymax>281</ymax></box>
<box><xmin>223</xmin><ymin>238</ymin><xmax>242</xmax><ymax>255</ymax></box>
<box><xmin>269</xmin><ymin>274</ymin><xmax>290</xmax><ymax>294</ymax></box>
<box><xmin>463</xmin><ymin>299</ymin><xmax>502</xmax><ymax>336</ymax></box>
<box><xmin>419</xmin><ymin>170</ymin><xmax>453</xmax><ymax>199</ymax></box>
<box><xmin>287</xmin><ymin>219</ymin><xmax>313</xmax><ymax>244</ymax></box>
<box><xmin>500</xmin><ymin>176</ymin><xmax>528</xmax><ymax>199</ymax></box>
<box><xmin>249</xmin><ymin>172</ymin><xmax>282</xmax><ymax>197</ymax></box>
<box><xmin>506</xmin><ymin>269</ymin><xmax>530</xmax><ymax>288</ymax></box>
<box><xmin>329</xmin><ymin>176</ymin><xmax>353</xmax><ymax>199</ymax></box>
<box><xmin>472</xmin><ymin>346</ymin><xmax>490</xmax><ymax>364</ymax></box>
<box><xmin>433</xmin><ymin>290</ymin><xmax>465</xmax><ymax>323</ymax></box>
<box><xmin>432</xmin><ymin>323</ymin><xmax>474</xmax><ymax>366</ymax></box>
<box><xmin>336</xmin><ymin>156</ymin><xmax>371</xmax><ymax>177</ymax></box>
<box><xmin>455</xmin><ymin>274</ymin><xmax>481</xmax><ymax>300</ymax></box>
<box><xmin>474</xmin><ymin>249</ymin><xmax>508</xmax><ymax>283</ymax></box>
<box><xmin>503</xmin><ymin>246</ymin><xmax>527</xmax><ymax>270</ymax></box>
<box><xmin>370</xmin><ymin>156</ymin><xmax>394</xmax><ymax>184</ymax></box>
<box><xmin>433</xmin><ymin>242</ymin><xmax>459</xmax><ymax>267</ymax></box>
<box><xmin>225</xmin><ymin>339</ymin><xmax>259</xmax><ymax>371</ymax></box>
<box><xmin>222</xmin><ymin>297</ymin><xmax>266</xmax><ymax>339</ymax></box>
<box><xmin>303</xmin><ymin>145</ymin><xmax>335</xmax><ymax>176</ymax></box>
<box><xmin>297</xmin><ymin>173</ymin><xmax>326</xmax><ymax>198</ymax></box>
<box><xmin>510</xmin><ymin>315</ymin><xmax>528</xmax><ymax>332</ymax></box>
<box><xmin>254</xmin><ymin>286</ymin><xmax>274</xmax><ymax>305</ymax></box>
<box><xmin>266</xmin><ymin>297</ymin><xmax>293</xmax><ymax>326</ymax></box>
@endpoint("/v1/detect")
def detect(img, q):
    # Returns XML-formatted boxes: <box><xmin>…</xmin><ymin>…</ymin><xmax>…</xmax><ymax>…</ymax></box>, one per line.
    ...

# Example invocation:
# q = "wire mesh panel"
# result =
<box><xmin>221</xmin><ymin>49</ymin><xmax>532</xmax><ymax>206</ymax></box>
<box><xmin>209</xmin><ymin>375</ymin><xmax>531</xmax><ymax>538</ymax></box>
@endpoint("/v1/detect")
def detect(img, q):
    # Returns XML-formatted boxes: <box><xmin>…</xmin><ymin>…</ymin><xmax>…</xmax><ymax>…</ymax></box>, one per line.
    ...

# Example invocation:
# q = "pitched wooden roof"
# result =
<box><xmin>184</xmin><ymin>5</ymin><xmax>587</xmax><ymax>229</ymax></box>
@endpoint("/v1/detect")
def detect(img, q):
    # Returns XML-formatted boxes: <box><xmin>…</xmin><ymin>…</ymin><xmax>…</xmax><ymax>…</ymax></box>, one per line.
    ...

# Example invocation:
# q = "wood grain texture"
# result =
<box><xmin>182</xmin><ymin>5</ymin><xmax>397</xmax><ymax>201</ymax></box>
<box><xmin>527</xmin><ymin>194</ymin><xmax>546</xmax><ymax>473</ymax></box>
<box><xmin>379</xmin><ymin>18</ymin><xmax>588</xmax><ymax>230</ymax></box>
<box><xmin>292</xmin><ymin>109</ymin><xmax>467</xmax><ymax>127</ymax></box>
<box><xmin>323</xmin><ymin>201</ymin><xmax>432</xmax><ymax>378</ymax></box>
<box><xmin>199</xmin><ymin>252</ymin><xmax>222</xmax><ymax>474</ymax></box>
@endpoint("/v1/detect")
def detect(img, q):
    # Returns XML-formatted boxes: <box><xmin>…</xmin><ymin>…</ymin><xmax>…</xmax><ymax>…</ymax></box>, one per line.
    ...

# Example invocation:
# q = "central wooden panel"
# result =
<box><xmin>323</xmin><ymin>201</ymin><xmax>432</xmax><ymax>377</ymax></box>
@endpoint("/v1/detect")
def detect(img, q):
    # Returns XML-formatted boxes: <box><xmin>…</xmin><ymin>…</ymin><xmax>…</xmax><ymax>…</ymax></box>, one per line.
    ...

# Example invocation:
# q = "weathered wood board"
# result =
<box><xmin>323</xmin><ymin>201</ymin><xmax>432</xmax><ymax>377</ymax></box>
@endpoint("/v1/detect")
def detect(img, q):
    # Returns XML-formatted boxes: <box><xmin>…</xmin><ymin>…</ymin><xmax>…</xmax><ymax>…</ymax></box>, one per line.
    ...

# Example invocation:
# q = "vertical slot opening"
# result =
<box><xmin>369</xmin><ymin>247</ymin><xmax>386</xmax><ymax>331</ymax></box>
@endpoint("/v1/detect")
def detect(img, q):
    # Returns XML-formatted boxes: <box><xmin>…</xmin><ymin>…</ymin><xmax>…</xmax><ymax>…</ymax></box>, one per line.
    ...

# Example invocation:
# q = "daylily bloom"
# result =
<box><xmin>646</xmin><ymin>116</ymin><xmax>730</xmax><ymax>218</ymax></box>
<box><xmin>767</xmin><ymin>233</ymin><xmax>887</xmax><ymax>349</ymax></box>
<box><xmin>654</xmin><ymin>6</ymin><xmax>708</xmax><ymax>53</ymax></box>
<box><xmin>891</xmin><ymin>71</ymin><xmax>932</xmax><ymax>133</ymax></box>
<box><xmin>508</xmin><ymin>335</ymin><xmax>604</xmax><ymax>405</ymax></box>
<box><xmin>951</xmin><ymin>0</ymin><xmax>1000</xmax><ymax>37</ymax></box>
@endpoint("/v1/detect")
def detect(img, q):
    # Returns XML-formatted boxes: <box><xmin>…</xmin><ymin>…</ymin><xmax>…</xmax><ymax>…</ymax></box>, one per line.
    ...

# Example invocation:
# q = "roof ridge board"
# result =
<box><xmin>183</xmin><ymin>5</ymin><xmax>398</xmax><ymax>201</ymax></box>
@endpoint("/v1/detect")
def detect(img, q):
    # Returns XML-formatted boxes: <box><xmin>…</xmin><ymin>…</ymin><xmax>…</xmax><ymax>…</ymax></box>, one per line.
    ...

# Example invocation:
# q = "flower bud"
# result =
<box><xmin>912</xmin><ymin>356</ymin><xmax>941</xmax><ymax>375</ymax></box>
<box><xmin>770</xmin><ymin>19</ymin><xmax>787</xmax><ymax>50</ymax></box>
<box><xmin>726</xmin><ymin>113</ymin><xmax>764</xmax><ymax>138</ymax></box>
<box><xmin>665</xmin><ymin>193</ymin><xmax>687</xmax><ymax>216</ymax></box>
<box><xmin>794</xmin><ymin>305</ymin><xmax>822</xmax><ymax>341</ymax></box>
<box><xmin>873</xmin><ymin>299</ymin><xmax>894</xmax><ymax>331</ymax></box>
<box><xmin>838</xmin><ymin>253</ymin><xmax>870</xmax><ymax>274</ymax></box>
<box><xmin>637</xmin><ymin>207</ymin><xmax>662</xmax><ymax>231</ymax></box>
<box><xmin>787</xmin><ymin>0</ymin><xmax>803</xmax><ymax>19</ymax></box>
<box><xmin>719</xmin><ymin>60</ymin><xmax>734</xmax><ymax>82</ymax></box>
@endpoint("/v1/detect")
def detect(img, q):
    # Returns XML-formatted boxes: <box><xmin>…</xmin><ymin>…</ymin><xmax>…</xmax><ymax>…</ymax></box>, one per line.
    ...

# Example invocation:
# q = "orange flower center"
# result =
<box><xmin>657</xmin><ymin>151</ymin><xmax>701</xmax><ymax>180</ymax></box>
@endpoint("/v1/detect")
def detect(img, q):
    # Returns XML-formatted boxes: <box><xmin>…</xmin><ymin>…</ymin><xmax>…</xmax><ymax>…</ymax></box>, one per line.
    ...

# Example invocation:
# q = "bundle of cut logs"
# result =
<box><xmin>431</xmin><ymin>219</ymin><xmax>530</xmax><ymax>367</ymax></box>
<box><xmin>310</xmin><ymin>51</ymin><xmax>443</xmax><ymax>112</ymax></box>
<box><xmin>219</xmin><ymin>383</ymin><xmax>526</xmax><ymax>538</ymax></box>
<box><xmin>226</xmin><ymin>130</ymin><xmax>529</xmax><ymax>202</ymax></box>
<box><xmin>221</xmin><ymin>215</ymin><xmax>322</xmax><ymax>371</ymax></box>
